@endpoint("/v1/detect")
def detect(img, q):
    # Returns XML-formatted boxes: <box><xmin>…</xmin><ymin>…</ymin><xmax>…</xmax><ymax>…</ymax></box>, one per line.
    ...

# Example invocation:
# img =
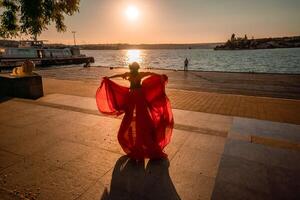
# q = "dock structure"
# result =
<box><xmin>0</xmin><ymin>56</ymin><xmax>94</xmax><ymax>69</ymax></box>
<box><xmin>0</xmin><ymin>40</ymin><xmax>95</xmax><ymax>70</ymax></box>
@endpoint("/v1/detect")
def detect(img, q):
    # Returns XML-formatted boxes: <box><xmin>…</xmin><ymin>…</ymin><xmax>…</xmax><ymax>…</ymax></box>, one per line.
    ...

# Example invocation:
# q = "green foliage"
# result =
<box><xmin>0</xmin><ymin>0</ymin><xmax>19</xmax><ymax>38</ymax></box>
<box><xmin>0</xmin><ymin>0</ymin><xmax>80</xmax><ymax>39</ymax></box>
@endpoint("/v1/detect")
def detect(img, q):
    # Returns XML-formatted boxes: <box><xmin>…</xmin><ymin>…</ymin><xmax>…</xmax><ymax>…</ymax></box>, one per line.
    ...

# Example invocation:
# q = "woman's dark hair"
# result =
<box><xmin>129</xmin><ymin>62</ymin><xmax>140</xmax><ymax>71</ymax></box>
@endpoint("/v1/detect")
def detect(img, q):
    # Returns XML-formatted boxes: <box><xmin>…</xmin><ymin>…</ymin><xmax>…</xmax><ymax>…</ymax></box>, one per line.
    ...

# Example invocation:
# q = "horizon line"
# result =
<box><xmin>1</xmin><ymin>34</ymin><xmax>300</xmax><ymax>46</ymax></box>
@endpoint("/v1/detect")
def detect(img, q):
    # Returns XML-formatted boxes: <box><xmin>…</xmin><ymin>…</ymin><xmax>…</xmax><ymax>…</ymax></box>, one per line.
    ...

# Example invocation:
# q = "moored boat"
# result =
<box><xmin>0</xmin><ymin>40</ymin><xmax>94</xmax><ymax>69</ymax></box>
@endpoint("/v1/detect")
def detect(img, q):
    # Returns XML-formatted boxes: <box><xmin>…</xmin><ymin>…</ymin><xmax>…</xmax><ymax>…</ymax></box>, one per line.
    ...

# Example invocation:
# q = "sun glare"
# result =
<box><xmin>125</xmin><ymin>5</ymin><xmax>139</xmax><ymax>21</ymax></box>
<box><xmin>126</xmin><ymin>49</ymin><xmax>142</xmax><ymax>64</ymax></box>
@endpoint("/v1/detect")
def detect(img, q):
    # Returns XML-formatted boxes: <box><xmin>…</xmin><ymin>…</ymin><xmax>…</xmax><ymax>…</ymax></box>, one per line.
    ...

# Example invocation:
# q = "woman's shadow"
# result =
<box><xmin>100</xmin><ymin>155</ymin><xmax>181</xmax><ymax>200</ymax></box>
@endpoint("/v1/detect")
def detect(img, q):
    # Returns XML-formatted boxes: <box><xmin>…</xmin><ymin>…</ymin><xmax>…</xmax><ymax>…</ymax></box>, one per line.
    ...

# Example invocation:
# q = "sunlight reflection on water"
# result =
<box><xmin>125</xmin><ymin>49</ymin><xmax>143</xmax><ymax>65</ymax></box>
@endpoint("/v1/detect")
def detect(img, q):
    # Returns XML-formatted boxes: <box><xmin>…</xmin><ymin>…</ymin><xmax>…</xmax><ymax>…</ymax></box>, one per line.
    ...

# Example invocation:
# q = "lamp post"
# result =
<box><xmin>72</xmin><ymin>31</ymin><xmax>77</xmax><ymax>46</ymax></box>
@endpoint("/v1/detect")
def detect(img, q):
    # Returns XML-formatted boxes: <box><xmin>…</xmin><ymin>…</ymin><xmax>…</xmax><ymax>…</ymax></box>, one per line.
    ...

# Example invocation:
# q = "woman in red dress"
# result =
<box><xmin>96</xmin><ymin>62</ymin><xmax>174</xmax><ymax>160</ymax></box>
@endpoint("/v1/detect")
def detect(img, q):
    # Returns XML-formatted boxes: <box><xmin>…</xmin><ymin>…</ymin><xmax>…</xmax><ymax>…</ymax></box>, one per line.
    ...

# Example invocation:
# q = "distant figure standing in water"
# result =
<box><xmin>184</xmin><ymin>58</ymin><xmax>189</xmax><ymax>71</ymax></box>
<box><xmin>96</xmin><ymin>62</ymin><xmax>174</xmax><ymax>160</ymax></box>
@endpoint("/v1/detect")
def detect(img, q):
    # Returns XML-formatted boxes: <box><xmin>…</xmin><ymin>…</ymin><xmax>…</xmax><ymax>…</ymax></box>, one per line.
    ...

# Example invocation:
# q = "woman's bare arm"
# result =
<box><xmin>140</xmin><ymin>72</ymin><xmax>159</xmax><ymax>78</ymax></box>
<box><xmin>108</xmin><ymin>73</ymin><xmax>128</xmax><ymax>79</ymax></box>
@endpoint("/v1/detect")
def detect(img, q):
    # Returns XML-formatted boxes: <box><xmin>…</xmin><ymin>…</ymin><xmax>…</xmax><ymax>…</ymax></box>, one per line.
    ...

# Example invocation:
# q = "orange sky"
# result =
<box><xmin>37</xmin><ymin>0</ymin><xmax>300</xmax><ymax>44</ymax></box>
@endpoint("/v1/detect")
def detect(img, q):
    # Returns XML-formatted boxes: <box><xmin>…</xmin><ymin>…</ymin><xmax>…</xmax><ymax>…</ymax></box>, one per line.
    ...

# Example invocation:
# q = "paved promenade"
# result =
<box><xmin>0</xmin><ymin>93</ymin><xmax>299</xmax><ymax>200</ymax></box>
<box><xmin>0</xmin><ymin>67</ymin><xmax>300</xmax><ymax>199</ymax></box>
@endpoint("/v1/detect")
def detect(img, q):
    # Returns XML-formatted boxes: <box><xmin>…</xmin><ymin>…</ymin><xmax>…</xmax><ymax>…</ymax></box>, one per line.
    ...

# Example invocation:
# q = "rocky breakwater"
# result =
<box><xmin>214</xmin><ymin>34</ymin><xmax>300</xmax><ymax>50</ymax></box>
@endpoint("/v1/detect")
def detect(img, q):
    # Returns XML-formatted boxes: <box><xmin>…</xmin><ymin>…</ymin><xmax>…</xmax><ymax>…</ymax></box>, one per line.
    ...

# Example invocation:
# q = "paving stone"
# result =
<box><xmin>0</xmin><ymin>111</ymin><xmax>28</xmax><ymax>127</ymax></box>
<box><xmin>172</xmin><ymin>109</ymin><xmax>232</xmax><ymax>126</ymax></box>
<box><xmin>224</xmin><ymin>139</ymin><xmax>300</xmax><ymax>170</ymax></box>
<box><xmin>45</xmin><ymin>109</ymin><xmax>86</xmax><ymax>125</ymax></box>
<box><xmin>54</xmin><ymin>125</ymin><xmax>106</xmax><ymax>147</ymax></box>
<box><xmin>227</xmin><ymin>130</ymin><xmax>251</xmax><ymax>141</ymax></box>
<box><xmin>39</xmin><ymin>93</ymin><xmax>97</xmax><ymax>111</ymax></box>
<box><xmin>38</xmin><ymin>168</ymin><xmax>94</xmax><ymax>200</ymax></box>
<box><xmin>9</xmin><ymin>103</ymin><xmax>57</xmax><ymax>117</ymax></box>
<box><xmin>173</xmin><ymin>109</ymin><xmax>232</xmax><ymax>134</ymax></box>
<box><xmin>34</xmin><ymin>119</ymin><xmax>91</xmax><ymax>140</ymax></box>
<box><xmin>77</xmin><ymin>180</ymin><xmax>107</xmax><ymax>200</ymax></box>
<box><xmin>0</xmin><ymin>114</ymin><xmax>48</xmax><ymax>129</ymax></box>
<box><xmin>7</xmin><ymin>136</ymin><xmax>58</xmax><ymax>157</ymax></box>
<box><xmin>212</xmin><ymin>180</ymin><xmax>271</xmax><ymax>200</ymax></box>
<box><xmin>0</xmin><ymin>101</ymin><xmax>32</xmax><ymax>114</ymax></box>
<box><xmin>0</xmin><ymin>125</ymin><xmax>60</xmax><ymax>156</ymax></box>
<box><xmin>183</xmin><ymin>133</ymin><xmax>226</xmax><ymax>154</ymax></box>
<box><xmin>86</xmin><ymin>125</ymin><xmax>124</xmax><ymax>154</ymax></box>
<box><xmin>0</xmin><ymin>157</ymin><xmax>58</xmax><ymax>200</ymax></box>
<box><xmin>61</xmin><ymin>148</ymin><xmax>120</xmax><ymax>181</ymax></box>
<box><xmin>266</xmin><ymin>166</ymin><xmax>300</xmax><ymax>200</ymax></box>
<box><xmin>30</xmin><ymin>118</ymin><xmax>67</xmax><ymax>134</ymax></box>
<box><xmin>163</xmin><ymin>129</ymin><xmax>190</xmax><ymax>160</ymax></box>
<box><xmin>0</xmin><ymin>187</ymin><xmax>26</xmax><ymax>200</ymax></box>
<box><xmin>169</xmin><ymin>142</ymin><xmax>218</xmax><ymax>200</ymax></box>
<box><xmin>231</xmin><ymin>117</ymin><xmax>300</xmax><ymax>142</ymax></box>
<box><xmin>230</xmin><ymin>117</ymin><xmax>256</xmax><ymax>135</ymax></box>
<box><xmin>0</xmin><ymin>150</ymin><xmax>23</xmax><ymax>172</ymax></box>
<box><xmin>213</xmin><ymin>155</ymin><xmax>300</xmax><ymax>200</ymax></box>
<box><xmin>0</xmin><ymin>102</ymin><xmax>57</xmax><ymax>126</ymax></box>
<box><xmin>171</xmin><ymin>146</ymin><xmax>221</xmax><ymax>178</ymax></box>
<box><xmin>169</xmin><ymin>169</ymin><xmax>215</xmax><ymax>200</ymax></box>
<box><xmin>0</xmin><ymin>111</ymin><xmax>20</xmax><ymax>125</ymax></box>
<box><xmin>76</xmin><ymin>113</ymin><xmax>104</xmax><ymax>127</ymax></box>
<box><xmin>214</xmin><ymin>155</ymin><xmax>271</xmax><ymax>195</ymax></box>
<box><xmin>33</xmin><ymin>140</ymin><xmax>92</xmax><ymax>168</ymax></box>
<box><xmin>0</xmin><ymin>125</ymin><xmax>35</xmax><ymax>147</ymax></box>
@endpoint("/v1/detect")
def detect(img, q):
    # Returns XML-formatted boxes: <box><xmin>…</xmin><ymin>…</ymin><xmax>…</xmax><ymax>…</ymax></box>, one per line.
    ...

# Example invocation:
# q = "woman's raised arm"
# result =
<box><xmin>140</xmin><ymin>72</ymin><xmax>159</xmax><ymax>78</ymax></box>
<box><xmin>107</xmin><ymin>72</ymin><xmax>129</xmax><ymax>79</ymax></box>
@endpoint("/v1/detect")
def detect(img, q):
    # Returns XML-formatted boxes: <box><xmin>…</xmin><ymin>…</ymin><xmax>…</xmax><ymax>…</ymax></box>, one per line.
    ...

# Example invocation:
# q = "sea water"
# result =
<box><xmin>82</xmin><ymin>48</ymin><xmax>300</xmax><ymax>74</ymax></box>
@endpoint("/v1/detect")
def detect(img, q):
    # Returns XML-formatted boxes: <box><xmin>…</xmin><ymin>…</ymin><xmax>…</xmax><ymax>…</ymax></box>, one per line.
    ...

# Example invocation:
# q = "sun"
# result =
<box><xmin>125</xmin><ymin>5</ymin><xmax>139</xmax><ymax>21</ymax></box>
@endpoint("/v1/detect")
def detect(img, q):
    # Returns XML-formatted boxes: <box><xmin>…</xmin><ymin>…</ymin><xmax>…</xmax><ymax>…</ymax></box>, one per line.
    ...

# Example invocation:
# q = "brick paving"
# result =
<box><xmin>43</xmin><ymin>78</ymin><xmax>300</xmax><ymax>125</ymax></box>
<box><xmin>168</xmin><ymin>89</ymin><xmax>300</xmax><ymax>125</ymax></box>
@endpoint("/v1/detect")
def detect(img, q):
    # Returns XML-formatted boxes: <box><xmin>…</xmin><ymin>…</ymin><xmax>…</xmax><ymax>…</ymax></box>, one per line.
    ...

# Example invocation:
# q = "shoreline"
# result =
<box><xmin>80</xmin><ymin>46</ymin><xmax>300</xmax><ymax>51</ymax></box>
<box><xmin>36</xmin><ymin>64</ymin><xmax>300</xmax><ymax>75</ymax></box>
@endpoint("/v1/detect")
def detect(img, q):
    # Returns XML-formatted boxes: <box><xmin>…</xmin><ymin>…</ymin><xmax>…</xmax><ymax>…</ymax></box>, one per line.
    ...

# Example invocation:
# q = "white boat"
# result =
<box><xmin>0</xmin><ymin>40</ymin><xmax>94</xmax><ymax>69</ymax></box>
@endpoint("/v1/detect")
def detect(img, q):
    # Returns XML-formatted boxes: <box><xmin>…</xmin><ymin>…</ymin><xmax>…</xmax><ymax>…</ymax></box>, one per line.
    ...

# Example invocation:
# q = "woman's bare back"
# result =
<box><xmin>125</xmin><ymin>72</ymin><xmax>153</xmax><ymax>89</ymax></box>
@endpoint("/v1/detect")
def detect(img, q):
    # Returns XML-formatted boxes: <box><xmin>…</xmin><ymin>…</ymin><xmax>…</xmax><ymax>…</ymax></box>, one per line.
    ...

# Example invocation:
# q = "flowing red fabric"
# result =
<box><xmin>96</xmin><ymin>75</ymin><xmax>174</xmax><ymax>159</ymax></box>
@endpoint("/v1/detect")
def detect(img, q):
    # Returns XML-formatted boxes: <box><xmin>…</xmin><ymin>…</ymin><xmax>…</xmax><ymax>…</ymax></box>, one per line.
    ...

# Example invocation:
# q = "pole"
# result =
<box><xmin>72</xmin><ymin>31</ymin><xmax>76</xmax><ymax>46</ymax></box>
<box><xmin>32</xmin><ymin>34</ymin><xmax>37</xmax><ymax>42</ymax></box>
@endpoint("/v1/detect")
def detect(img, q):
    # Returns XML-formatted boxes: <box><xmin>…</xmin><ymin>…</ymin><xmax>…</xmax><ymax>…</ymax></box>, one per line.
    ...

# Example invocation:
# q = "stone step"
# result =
<box><xmin>212</xmin><ymin>138</ymin><xmax>300</xmax><ymax>200</ymax></box>
<box><xmin>34</xmin><ymin>93</ymin><xmax>300</xmax><ymax>151</ymax></box>
<box><xmin>36</xmin><ymin>93</ymin><xmax>233</xmax><ymax>137</ymax></box>
<box><xmin>229</xmin><ymin>117</ymin><xmax>300</xmax><ymax>151</ymax></box>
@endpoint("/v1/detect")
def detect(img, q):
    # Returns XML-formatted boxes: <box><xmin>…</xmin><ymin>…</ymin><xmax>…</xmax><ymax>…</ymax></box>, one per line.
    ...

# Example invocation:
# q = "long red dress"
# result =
<box><xmin>96</xmin><ymin>74</ymin><xmax>174</xmax><ymax>159</ymax></box>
